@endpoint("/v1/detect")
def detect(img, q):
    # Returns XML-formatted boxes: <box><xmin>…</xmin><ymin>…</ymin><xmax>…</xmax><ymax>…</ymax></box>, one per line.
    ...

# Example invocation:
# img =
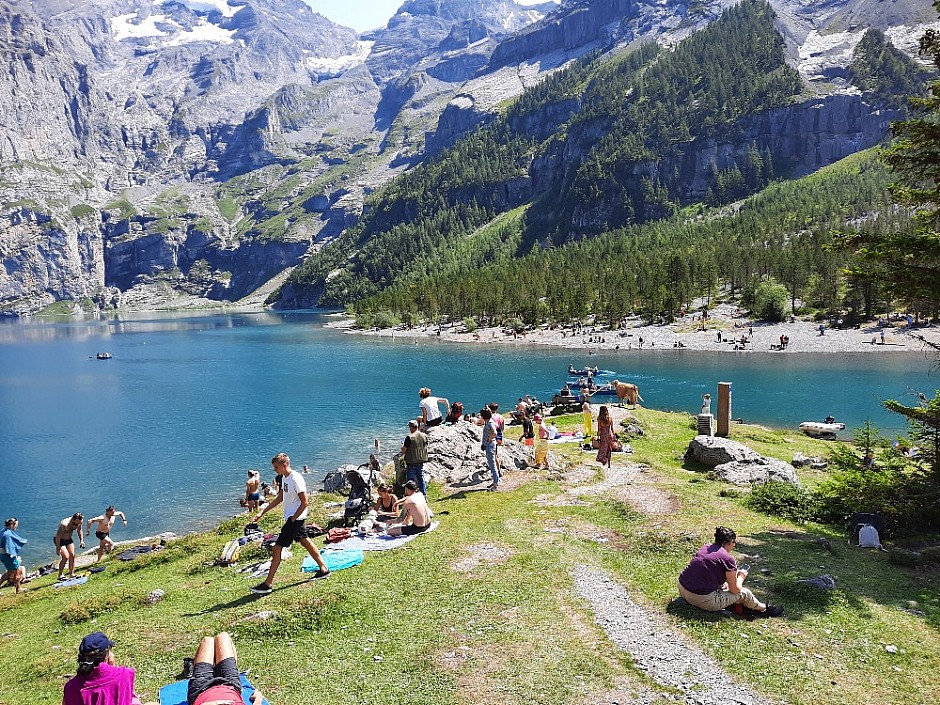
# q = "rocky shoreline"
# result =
<box><xmin>328</xmin><ymin>304</ymin><xmax>940</xmax><ymax>355</ymax></box>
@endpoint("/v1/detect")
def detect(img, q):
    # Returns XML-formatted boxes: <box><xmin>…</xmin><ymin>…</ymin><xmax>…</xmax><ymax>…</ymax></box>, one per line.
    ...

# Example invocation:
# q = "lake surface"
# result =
<box><xmin>0</xmin><ymin>310</ymin><xmax>935</xmax><ymax>554</ymax></box>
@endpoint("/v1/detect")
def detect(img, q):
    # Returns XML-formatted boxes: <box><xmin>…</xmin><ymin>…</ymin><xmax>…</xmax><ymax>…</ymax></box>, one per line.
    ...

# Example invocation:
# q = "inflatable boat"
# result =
<box><xmin>799</xmin><ymin>421</ymin><xmax>845</xmax><ymax>440</ymax></box>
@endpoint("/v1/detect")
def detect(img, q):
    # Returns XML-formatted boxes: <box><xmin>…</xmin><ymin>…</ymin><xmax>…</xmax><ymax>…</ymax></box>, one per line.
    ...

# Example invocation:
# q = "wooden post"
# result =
<box><xmin>717</xmin><ymin>382</ymin><xmax>732</xmax><ymax>437</ymax></box>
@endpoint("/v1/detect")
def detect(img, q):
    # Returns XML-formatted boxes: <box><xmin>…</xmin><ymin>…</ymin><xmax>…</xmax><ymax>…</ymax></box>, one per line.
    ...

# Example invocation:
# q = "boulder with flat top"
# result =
<box><xmin>686</xmin><ymin>435</ymin><xmax>763</xmax><ymax>466</ymax></box>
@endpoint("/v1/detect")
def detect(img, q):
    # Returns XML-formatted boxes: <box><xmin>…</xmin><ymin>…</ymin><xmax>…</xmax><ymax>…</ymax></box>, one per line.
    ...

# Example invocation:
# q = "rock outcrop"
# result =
<box><xmin>686</xmin><ymin>435</ymin><xmax>800</xmax><ymax>486</ymax></box>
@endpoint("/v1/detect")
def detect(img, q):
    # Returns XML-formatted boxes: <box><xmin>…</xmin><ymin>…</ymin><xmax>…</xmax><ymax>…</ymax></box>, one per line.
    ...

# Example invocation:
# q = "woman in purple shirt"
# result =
<box><xmin>63</xmin><ymin>631</ymin><xmax>142</xmax><ymax>705</ymax></box>
<box><xmin>678</xmin><ymin>526</ymin><xmax>783</xmax><ymax>617</ymax></box>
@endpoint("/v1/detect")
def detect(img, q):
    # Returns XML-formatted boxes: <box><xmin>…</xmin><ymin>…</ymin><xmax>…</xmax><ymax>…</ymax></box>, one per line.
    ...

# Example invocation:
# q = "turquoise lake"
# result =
<box><xmin>0</xmin><ymin>310</ymin><xmax>935</xmax><ymax>555</ymax></box>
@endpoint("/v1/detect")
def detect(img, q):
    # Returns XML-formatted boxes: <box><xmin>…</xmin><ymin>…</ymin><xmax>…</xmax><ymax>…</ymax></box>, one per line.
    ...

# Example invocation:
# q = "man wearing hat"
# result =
<box><xmin>63</xmin><ymin>632</ymin><xmax>139</xmax><ymax>705</ymax></box>
<box><xmin>387</xmin><ymin>481</ymin><xmax>432</xmax><ymax>537</ymax></box>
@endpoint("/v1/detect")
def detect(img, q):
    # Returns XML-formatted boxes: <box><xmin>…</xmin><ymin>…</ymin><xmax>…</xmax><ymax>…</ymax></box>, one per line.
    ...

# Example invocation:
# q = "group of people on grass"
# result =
<box><xmin>0</xmin><ymin>506</ymin><xmax>128</xmax><ymax>595</ymax></box>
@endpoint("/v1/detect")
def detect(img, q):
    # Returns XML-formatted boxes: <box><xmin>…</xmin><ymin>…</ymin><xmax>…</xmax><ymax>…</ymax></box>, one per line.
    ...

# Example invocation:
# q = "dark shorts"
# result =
<box><xmin>275</xmin><ymin>519</ymin><xmax>306</xmax><ymax>548</ymax></box>
<box><xmin>56</xmin><ymin>537</ymin><xmax>73</xmax><ymax>548</ymax></box>
<box><xmin>401</xmin><ymin>524</ymin><xmax>430</xmax><ymax>536</ymax></box>
<box><xmin>187</xmin><ymin>656</ymin><xmax>241</xmax><ymax>705</ymax></box>
<box><xmin>0</xmin><ymin>554</ymin><xmax>20</xmax><ymax>572</ymax></box>
<box><xmin>247</xmin><ymin>492</ymin><xmax>260</xmax><ymax>501</ymax></box>
<box><xmin>95</xmin><ymin>531</ymin><xmax>109</xmax><ymax>541</ymax></box>
<box><xmin>426</xmin><ymin>416</ymin><xmax>443</xmax><ymax>427</ymax></box>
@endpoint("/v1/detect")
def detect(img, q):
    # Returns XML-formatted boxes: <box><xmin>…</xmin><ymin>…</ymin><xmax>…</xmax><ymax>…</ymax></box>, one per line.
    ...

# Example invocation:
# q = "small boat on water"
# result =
<box><xmin>568</xmin><ymin>365</ymin><xmax>600</xmax><ymax>376</ymax></box>
<box><xmin>96</xmin><ymin>352</ymin><xmax>113</xmax><ymax>360</ymax></box>
<box><xmin>799</xmin><ymin>421</ymin><xmax>845</xmax><ymax>440</ymax></box>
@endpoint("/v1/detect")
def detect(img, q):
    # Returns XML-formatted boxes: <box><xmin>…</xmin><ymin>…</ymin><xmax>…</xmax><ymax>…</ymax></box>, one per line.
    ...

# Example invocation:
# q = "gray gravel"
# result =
<box><xmin>572</xmin><ymin>564</ymin><xmax>772</xmax><ymax>705</ymax></box>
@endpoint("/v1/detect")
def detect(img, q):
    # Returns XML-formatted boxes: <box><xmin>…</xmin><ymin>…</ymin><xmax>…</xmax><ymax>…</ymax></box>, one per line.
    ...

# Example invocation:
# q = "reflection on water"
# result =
<box><xmin>0</xmin><ymin>309</ymin><xmax>934</xmax><ymax>553</ymax></box>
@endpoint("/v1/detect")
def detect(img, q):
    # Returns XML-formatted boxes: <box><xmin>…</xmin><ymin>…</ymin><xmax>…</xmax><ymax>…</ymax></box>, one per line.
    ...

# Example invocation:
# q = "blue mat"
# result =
<box><xmin>53</xmin><ymin>575</ymin><xmax>88</xmax><ymax>588</ymax></box>
<box><xmin>302</xmin><ymin>547</ymin><xmax>363</xmax><ymax>572</ymax></box>
<box><xmin>159</xmin><ymin>673</ymin><xmax>268</xmax><ymax>705</ymax></box>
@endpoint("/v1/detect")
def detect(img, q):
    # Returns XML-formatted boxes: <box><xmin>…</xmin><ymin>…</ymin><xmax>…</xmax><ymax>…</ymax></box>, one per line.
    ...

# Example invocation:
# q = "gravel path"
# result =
<box><xmin>571</xmin><ymin>564</ymin><xmax>772</xmax><ymax>705</ymax></box>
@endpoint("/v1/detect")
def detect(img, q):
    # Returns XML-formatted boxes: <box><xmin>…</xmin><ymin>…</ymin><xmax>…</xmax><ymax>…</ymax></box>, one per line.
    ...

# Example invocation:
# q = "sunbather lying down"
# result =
<box><xmin>188</xmin><ymin>632</ymin><xmax>263</xmax><ymax>705</ymax></box>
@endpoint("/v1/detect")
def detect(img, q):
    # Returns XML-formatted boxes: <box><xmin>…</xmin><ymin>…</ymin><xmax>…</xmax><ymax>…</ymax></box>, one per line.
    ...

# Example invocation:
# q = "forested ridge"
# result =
<box><xmin>276</xmin><ymin>0</ymin><xmax>922</xmax><ymax>314</ymax></box>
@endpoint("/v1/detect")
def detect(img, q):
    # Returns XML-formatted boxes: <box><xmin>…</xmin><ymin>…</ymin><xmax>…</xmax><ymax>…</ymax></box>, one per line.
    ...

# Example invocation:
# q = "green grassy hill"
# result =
<box><xmin>2</xmin><ymin>409</ymin><xmax>937</xmax><ymax>705</ymax></box>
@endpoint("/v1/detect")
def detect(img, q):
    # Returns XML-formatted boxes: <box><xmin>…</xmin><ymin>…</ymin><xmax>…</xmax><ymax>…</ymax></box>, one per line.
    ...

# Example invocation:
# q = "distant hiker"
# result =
<box><xmin>387</xmin><ymin>481</ymin><xmax>432</xmax><ymax>537</ymax></box>
<box><xmin>401</xmin><ymin>420</ymin><xmax>429</xmax><ymax>497</ymax></box>
<box><xmin>595</xmin><ymin>405</ymin><xmax>614</xmax><ymax>469</ymax></box>
<box><xmin>678</xmin><ymin>526</ymin><xmax>783</xmax><ymax>618</ymax></box>
<box><xmin>87</xmin><ymin>506</ymin><xmax>128</xmax><ymax>563</ymax></box>
<box><xmin>185</xmin><ymin>632</ymin><xmax>263</xmax><ymax>705</ymax></box>
<box><xmin>250</xmin><ymin>453</ymin><xmax>329</xmax><ymax>594</ymax></box>
<box><xmin>245</xmin><ymin>470</ymin><xmax>261</xmax><ymax>512</ymax></box>
<box><xmin>418</xmin><ymin>387</ymin><xmax>450</xmax><ymax>428</ymax></box>
<box><xmin>63</xmin><ymin>632</ymin><xmax>139</xmax><ymax>705</ymax></box>
<box><xmin>55</xmin><ymin>513</ymin><xmax>85</xmax><ymax>580</ymax></box>
<box><xmin>480</xmin><ymin>407</ymin><xmax>499</xmax><ymax>491</ymax></box>
<box><xmin>0</xmin><ymin>518</ymin><xmax>27</xmax><ymax>593</ymax></box>
<box><xmin>880</xmin><ymin>329</ymin><xmax>885</xmax><ymax>344</ymax></box>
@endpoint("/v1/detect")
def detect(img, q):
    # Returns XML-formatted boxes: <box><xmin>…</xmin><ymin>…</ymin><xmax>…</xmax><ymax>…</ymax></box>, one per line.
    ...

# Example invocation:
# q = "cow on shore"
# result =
<box><xmin>612</xmin><ymin>380</ymin><xmax>643</xmax><ymax>407</ymax></box>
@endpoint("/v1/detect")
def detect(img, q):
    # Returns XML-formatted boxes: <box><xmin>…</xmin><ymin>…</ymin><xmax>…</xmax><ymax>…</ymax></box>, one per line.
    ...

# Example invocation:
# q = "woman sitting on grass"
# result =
<box><xmin>373</xmin><ymin>483</ymin><xmax>400</xmax><ymax>521</ymax></box>
<box><xmin>678</xmin><ymin>526</ymin><xmax>783</xmax><ymax>618</ymax></box>
<box><xmin>63</xmin><ymin>632</ymin><xmax>142</xmax><ymax>705</ymax></box>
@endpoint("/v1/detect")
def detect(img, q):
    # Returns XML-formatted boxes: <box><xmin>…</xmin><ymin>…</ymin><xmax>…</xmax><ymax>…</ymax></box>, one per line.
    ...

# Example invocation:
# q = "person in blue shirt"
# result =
<box><xmin>0</xmin><ymin>517</ymin><xmax>27</xmax><ymax>593</ymax></box>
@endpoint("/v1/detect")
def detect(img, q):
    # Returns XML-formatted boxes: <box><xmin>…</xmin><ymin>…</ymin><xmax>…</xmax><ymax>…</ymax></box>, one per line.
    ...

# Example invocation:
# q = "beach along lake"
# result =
<box><xmin>0</xmin><ymin>310</ymin><xmax>934</xmax><ymax>551</ymax></box>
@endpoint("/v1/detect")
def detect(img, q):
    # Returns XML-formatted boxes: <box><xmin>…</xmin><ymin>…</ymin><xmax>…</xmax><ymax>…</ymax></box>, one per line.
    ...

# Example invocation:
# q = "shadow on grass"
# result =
<box><xmin>183</xmin><ymin>578</ymin><xmax>316</xmax><ymax>615</ymax></box>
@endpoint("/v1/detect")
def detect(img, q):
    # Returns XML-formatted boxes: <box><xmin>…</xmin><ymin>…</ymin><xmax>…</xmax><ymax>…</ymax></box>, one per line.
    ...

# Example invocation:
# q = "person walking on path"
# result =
<box><xmin>480</xmin><ymin>407</ymin><xmax>499</xmax><ymax>491</ymax></box>
<box><xmin>401</xmin><ymin>420</ymin><xmax>429</xmax><ymax>497</ymax></box>
<box><xmin>596</xmin><ymin>405</ymin><xmax>614</xmax><ymax>469</ymax></box>
<box><xmin>533</xmin><ymin>413</ymin><xmax>550</xmax><ymax>470</ymax></box>
<box><xmin>62</xmin><ymin>631</ymin><xmax>140</xmax><ymax>705</ymax></box>
<box><xmin>418</xmin><ymin>387</ymin><xmax>450</xmax><ymax>428</ymax></box>
<box><xmin>0</xmin><ymin>518</ymin><xmax>27</xmax><ymax>593</ymax></box>
<box><xmin>678</xmin><ymin>526</ymin><xmax>783</xmax><ymax>617</ymax></box>
<box><xmin>87</xmin><ymin>507</ymin><xmax>128</xmax><ymax>563</ymax></box>
<box><xmin>250</xmin><ymin>453</ymin><xmax>329</xmax><ymax>594</ymax></box>
<box><xmin>55</xmin><ymin>513</ymin><xmax>85</xmax><ymax>580</ymax></box>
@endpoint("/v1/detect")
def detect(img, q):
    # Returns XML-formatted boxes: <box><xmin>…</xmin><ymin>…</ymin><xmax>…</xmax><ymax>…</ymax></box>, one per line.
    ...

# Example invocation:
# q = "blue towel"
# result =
<box><xmin>53</xmin><ymin>575</ymin><xmax>88</xmax><ymax>588</ymax></box>
<box><xmin>302</xmin><ymin>547</ymin><xmax>363</xmax><ymax>572</ymax></box>
<box><xmin>159</xmin><ymin>673</ymin><xmax>268</xmax><ymax>705</ymax></box>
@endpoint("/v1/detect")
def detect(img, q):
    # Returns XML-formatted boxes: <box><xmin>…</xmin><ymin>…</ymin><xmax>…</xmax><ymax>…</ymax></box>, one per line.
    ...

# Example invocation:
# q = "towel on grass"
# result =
<box><xmin>159</xmin><ymin>673</ymin><xmax>268</xmax><ymax>705</ymax></box>
<box><xmin>328</xmin><ymin>521</ymin><xmax>439</xmax><ymax>551</ymax></box>
<box><xmin>53</xmin><ymin>575</ymin><xmax>88</xmax><ymax>589</ymax></box>
<box><xmin>301</xmin><ymin>547</ymin><xmax>363</xmax><ymax>572</ymax></box>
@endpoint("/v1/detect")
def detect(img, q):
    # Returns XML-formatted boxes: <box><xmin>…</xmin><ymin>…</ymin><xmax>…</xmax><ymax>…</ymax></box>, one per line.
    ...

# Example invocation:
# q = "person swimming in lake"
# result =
<box><xmin>87</xmin><ymin>506</ymin><xmax>128</xmax><ymax>563</ymax></box>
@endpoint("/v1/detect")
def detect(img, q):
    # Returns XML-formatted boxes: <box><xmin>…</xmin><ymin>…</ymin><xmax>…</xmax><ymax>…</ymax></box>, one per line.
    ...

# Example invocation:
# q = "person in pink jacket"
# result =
<box><xmin>63</xmin><ymin>632</ymin><xmax>141</xmax><ymax>705</ymax></box>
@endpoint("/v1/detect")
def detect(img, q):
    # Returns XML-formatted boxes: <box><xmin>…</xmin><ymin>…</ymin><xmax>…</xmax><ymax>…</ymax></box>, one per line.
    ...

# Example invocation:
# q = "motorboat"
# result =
<box><xmin>568</xmin><ymin>365</ymin><xmax>600</xmax><ymax>376</ymax></box>
<box><xmin>799</xmin><ymin>421</ymin><xmax>845</xmax><ymax>440</ymax></box>
<box><xmin>96</xmin><ymin>352</ymin><xmax>113</xmax><ymax>360</ymax></box>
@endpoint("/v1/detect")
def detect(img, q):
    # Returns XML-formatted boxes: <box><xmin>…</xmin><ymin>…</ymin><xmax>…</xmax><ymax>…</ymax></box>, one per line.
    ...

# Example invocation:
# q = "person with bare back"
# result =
<box><xmin>54</xmin><ymin>513</ymin><xmax>85</xmax><ymax>580</ymax></box>
<box><xmin>87</xmin><ymin>506</ymin><xmax>128</xmax><ymax>562</ymax></box>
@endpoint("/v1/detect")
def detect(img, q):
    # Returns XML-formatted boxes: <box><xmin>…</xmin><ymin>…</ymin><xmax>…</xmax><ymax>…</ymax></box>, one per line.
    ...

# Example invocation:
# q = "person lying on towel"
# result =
<box><xmin>186</xmin><ymin>632</ymin><xmax>263</xmax><ymax>705</ymax></box>
<box><xmin>387</xmin><ymin>481</ymin><xmax>432</xmax><ymax>537</ymax></box>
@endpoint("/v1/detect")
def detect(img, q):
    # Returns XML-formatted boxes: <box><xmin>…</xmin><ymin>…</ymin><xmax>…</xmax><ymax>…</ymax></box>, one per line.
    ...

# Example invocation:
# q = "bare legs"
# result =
<box><xmin>57</xmin><ymin>544</ymin><xmax>76</xmax><ymax>579</ymax></box>
<box><xmin>260</xmin><ymin>539</ymin><xmax>326</xmax><ymax>588</ymax></box>
<box><xmin>193</xmin><ymin>633</ymin><xmax>237</xmax><ymax>668</ymax></box>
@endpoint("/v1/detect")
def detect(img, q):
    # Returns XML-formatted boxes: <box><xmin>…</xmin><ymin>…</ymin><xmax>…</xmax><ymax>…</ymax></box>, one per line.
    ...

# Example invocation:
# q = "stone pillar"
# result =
<box><xmin>716</xmin><ymin>382</ymin><xmax>732</xmax><ymax>437</ymax></box>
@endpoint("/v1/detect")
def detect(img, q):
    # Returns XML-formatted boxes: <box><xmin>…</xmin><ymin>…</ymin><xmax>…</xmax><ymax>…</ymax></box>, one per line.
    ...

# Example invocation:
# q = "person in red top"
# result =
<box><xmin>677</xmin><ymin>526</ymin><xmax>783</xmax><ymax>617</ymax></box>
<box><xmin>187</xmin><ymin>632</ymin><xmax>263</xmax><ymax>705</ymax></box>
<box><xmin>63</xmin><ymin>632</ymin><xmax>141</xmax><ymax>705</ymax></box>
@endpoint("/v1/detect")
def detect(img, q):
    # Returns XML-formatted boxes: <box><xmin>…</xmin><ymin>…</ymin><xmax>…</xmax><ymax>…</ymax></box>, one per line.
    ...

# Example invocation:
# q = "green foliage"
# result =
<box><xmin>751</xmin><ymin>277</ymin><xmax>789</xmax><ymax>321</ymax></box>
<box><xmin>60</xmin><ymin>594</ymin><xmax>126</xmax><ymax>625</ymax></box>
<box><xmin>462</xmin><ymin>317</ymin><xmax>478</xmax><ymax>333</ymax></box>
<box><xmin>103</xmin><ymin>198</ymin><xmax>137</xmax><ymax>219</ymax></box>
<box><xmin>744</xmin><ymin>481</ymin><xmax>817</xmax><ymax>522</ymax></box>
<box><xmin>69</xmin><ymin>204</ymin><xmax>96</xmax><ymax>219</ymax></box>
<box><xmin>849</xmin><ymin>29</ymin><xmax>927</xmax><ymax>111</ymax></box>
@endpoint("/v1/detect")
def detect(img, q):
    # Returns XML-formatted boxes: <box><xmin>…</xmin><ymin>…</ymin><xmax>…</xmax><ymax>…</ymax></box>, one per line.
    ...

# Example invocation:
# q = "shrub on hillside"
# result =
<box><xmin>744</xmin><ymin>481</ymin><xmax>817</xmax><ymax>522</ymax></box>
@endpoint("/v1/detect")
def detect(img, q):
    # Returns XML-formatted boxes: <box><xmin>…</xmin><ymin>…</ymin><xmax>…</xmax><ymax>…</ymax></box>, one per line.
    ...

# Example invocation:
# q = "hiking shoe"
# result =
<box><xmin>310</xmin><ymin>569</ymin><xmax>330</xmax><ymax>580</ymax></box>
<box><xmin>249</xmin><ymin>582</ymin><xmax>273</xmax><ymax>595</ymax></box>
<box><xmin>759</xmin><ymin>604</ymin><xmax>784</xmax><ymax>618</ymax></box>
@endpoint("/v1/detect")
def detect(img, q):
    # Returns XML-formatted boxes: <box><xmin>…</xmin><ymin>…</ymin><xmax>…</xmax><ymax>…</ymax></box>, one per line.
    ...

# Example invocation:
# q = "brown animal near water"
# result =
<box><xmin>611</xmin><ymin>380</ymin><xmax>644</xmax><ymax>407</ymax></box>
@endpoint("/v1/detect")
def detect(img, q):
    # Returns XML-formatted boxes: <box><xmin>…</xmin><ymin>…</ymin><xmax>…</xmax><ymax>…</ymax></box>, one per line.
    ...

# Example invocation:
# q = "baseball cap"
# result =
<box><xmin>79</xmin><ymin>632</ymin><xmax>114</xmax><ymax>654</ymax></box>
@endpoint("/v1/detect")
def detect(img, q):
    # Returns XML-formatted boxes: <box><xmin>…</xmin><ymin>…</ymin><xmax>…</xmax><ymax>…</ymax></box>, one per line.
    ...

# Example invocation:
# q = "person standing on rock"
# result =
<box><xmin>480</xmin><ymin>407</ymin><xmax>499</xmax><ymax>491</ymax></box>
<box><xmin>678</xmin><ymin>526</ymin><xmax>783</xmax><ymax>618</ymax></box>
<box><xmin>401</xmin><ymin>420</ymin><xmax>429</xmax><ymax>497</ymax></box>
<box><xmin>54</xmin><ymin>513</ymin><xmax>85</xmax><ymax>580</ymax></box>
<box><xmin>249</xmin><ymin>453</ymin><xmax>329</xmax><ymax>594</ymax></box>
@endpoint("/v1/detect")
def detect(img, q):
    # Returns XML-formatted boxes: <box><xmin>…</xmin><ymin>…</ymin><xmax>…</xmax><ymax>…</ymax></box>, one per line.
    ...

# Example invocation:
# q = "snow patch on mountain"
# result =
<box><xmin>798</xmin><ymin>29</ymin><xmax>862</xmax><ymax>80</ymax></box>
<box><xmin>157</xmin><ymin>0</ymin><xmax>241</xmax><ymax>18</ymax></box>
<box><xmin>110</xmin><ymin>13</ymin><xmax>169</xmax><ymax>41</ymax></box>
<box><xmin>305</xmin><ymin>41</ymin><xmax>375</xmax><ymax>78</ymax></box>
<box><xmin>885</xmin><ymin>20</ymin><xmax>940</xmax><ymax>56</ymax></box>
<box><xmin>166</xmin><ymin>19</ymin><xmax>237</xmax><ymax>45</ymax></box>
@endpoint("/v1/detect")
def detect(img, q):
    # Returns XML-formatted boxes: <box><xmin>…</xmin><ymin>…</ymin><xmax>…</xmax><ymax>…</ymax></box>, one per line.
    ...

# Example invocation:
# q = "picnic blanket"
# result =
<box><xmin>301</xmin><ymin>547</ymin><xmax>363</xmax><ymax>573</ymax></box>
<box><xmin>328</xmin><ymin>521</ymin><xmax>439</xmax><ymax>551</ymax></box>
<box><xmin>160</xmin><ymin>673</ymin><xmax>268</xmax><ymax>705</ymax></box>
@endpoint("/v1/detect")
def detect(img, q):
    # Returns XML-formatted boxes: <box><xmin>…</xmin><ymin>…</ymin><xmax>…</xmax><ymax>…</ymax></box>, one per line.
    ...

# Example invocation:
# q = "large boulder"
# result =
<box><xmin>686</xmin><ymin>436</ymin><xmax>763</xmax><ymax>466</ymax></box>
<box><xmin>423</xmin><ymin>421</ymin><xmax>558</xmax><ymax>481</ymax></box>
<box><xmin>712</xmin><ymin>458</ymin><xmax>801</xmax><ymax>486</ymax></box>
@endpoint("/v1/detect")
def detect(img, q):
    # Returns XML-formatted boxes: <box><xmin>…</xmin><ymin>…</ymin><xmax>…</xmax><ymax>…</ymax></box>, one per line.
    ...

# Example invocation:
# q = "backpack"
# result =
<box><xmin>858</xmin><ymin>524</ymin><xmax>881</xmax><ymax>548</ymax></box>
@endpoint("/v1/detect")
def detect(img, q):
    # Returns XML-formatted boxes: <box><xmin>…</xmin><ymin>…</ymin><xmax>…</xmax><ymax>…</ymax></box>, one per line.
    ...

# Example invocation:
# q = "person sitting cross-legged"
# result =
<box><xmin>387</xmin><ymin>481</ymin><xmax>432</xmax><ymax>537</ymax></box>
<box><xmin>677</xmin><ymin>526</ymin><xmax>783</xmax><ymax>618</ymax></box>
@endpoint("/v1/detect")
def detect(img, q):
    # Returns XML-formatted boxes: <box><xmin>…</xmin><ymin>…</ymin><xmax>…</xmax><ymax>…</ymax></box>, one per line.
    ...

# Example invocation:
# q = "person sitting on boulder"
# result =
<box><xmin>678</xmin><ymin>526</ymin><xmax>783</xmax><ymax>618</ymax></box>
